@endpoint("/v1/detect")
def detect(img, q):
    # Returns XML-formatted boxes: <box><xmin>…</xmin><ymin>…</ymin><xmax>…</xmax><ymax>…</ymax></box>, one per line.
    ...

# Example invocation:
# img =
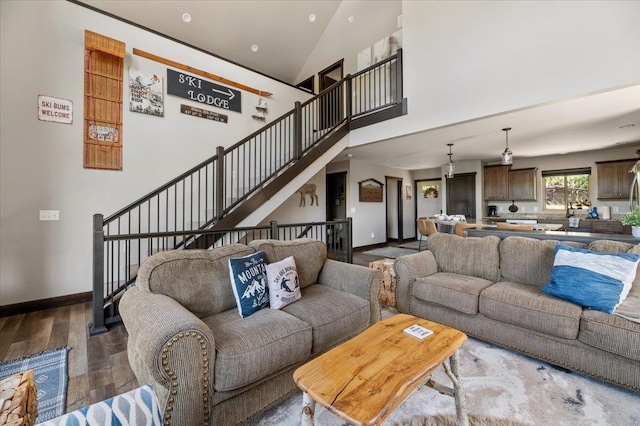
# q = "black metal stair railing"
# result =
<box><xmin>90</xmin><ymin>50</ymin><xmax>405</xmax><ymax>335</ymax></box>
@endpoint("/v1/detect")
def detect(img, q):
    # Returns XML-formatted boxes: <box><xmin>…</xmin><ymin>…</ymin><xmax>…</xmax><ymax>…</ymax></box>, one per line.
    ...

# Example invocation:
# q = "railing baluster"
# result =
<box><xmin>93</xmin><ymin>50</ymin><xmax>402</xmax><ymax>333</ymax></box>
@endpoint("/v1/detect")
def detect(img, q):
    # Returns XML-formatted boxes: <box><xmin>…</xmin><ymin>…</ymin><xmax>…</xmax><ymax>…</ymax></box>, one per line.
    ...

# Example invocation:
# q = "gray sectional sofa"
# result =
<box><xmin>394</xmin><ymin>233</ymin><xmax>640</xmax><ymax>391</ymax></box>
<box><xmin>119</xmin><ymin>238</ymin><xmax>381</xmax><ymax>425</ymax></box>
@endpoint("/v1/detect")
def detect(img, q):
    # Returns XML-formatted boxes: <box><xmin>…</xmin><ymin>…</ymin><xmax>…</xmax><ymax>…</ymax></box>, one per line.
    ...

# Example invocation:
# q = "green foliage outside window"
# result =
<box><xmin>544</xmin><ymin>174</ymin><xmax>590</xmax><ymax>210</ymax></box>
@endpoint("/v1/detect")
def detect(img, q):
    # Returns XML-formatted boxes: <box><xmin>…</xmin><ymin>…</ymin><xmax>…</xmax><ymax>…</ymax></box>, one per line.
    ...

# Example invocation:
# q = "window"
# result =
<box><xmin>542</xmin><ymin>168</ymin><xmax>591</xmax><ymax>211</ymax></box>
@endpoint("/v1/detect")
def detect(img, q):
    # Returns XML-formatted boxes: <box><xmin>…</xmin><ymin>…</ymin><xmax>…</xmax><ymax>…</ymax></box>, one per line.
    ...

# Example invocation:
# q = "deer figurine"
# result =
<box><xmin>296</xmin><ymin>183</ymin><xmax>319</xmax><ymax>207</ymax></box>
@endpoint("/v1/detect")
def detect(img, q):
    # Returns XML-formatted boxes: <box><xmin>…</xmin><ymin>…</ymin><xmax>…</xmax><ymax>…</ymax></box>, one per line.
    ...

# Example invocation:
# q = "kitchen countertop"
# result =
<box><xmin>482</xmin><ymin>216</ymin><xmax>624</xmax><ymax>223</ymax></box>
<box><xmin>467</xmin><ymin>228</ymin><xmax>640</xmax><ymax>244</ymax></box>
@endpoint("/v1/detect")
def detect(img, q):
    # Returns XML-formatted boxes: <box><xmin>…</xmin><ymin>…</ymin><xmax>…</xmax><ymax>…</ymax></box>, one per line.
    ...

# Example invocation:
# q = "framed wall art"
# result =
<box><xmin>358</xmin><ymin>178</ymin><xmax>384</xmax><ymax>202</ymax></box>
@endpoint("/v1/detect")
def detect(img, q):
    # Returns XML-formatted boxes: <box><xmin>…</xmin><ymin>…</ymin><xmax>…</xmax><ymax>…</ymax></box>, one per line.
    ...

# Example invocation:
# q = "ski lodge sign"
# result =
<box><xmin>167</xmin><ymin>69</ymin><xmax>241</xmax><ymax>113</ymax></box>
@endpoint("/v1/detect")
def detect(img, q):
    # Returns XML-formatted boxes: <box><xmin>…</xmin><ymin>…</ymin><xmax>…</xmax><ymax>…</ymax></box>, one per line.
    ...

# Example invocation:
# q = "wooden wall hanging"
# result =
<box><xmin>358</xmin><ymin>178</ymin><xmax>384</xmax><ymax>202</ymax></box>
<box><xmin>133</xmin><ymin>48</ymin><xmax>272</xmax><ymax>97</ymax></box>
<box><xmin>84</xmin><ymin>30</ymin><xmax>125</xmax><ymax>170</ymax></box>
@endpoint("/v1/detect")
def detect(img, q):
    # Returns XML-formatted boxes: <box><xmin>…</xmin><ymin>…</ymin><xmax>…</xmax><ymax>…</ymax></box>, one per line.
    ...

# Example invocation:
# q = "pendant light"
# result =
<box><xmin>501</xmin><ymin>127</ymin><xmax>513</xmax><ymax>165</ymax></box>
<box><xmin>446</xmin><ymin>143</ymin><xmax>455</xmax><ymax>178</ymax></box>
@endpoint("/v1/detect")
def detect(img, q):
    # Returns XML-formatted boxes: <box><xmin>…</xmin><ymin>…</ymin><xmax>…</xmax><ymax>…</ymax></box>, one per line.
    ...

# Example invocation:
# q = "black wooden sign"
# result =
<box><xmin>167</xmin><ymin>69</ymin><xmax>241</xmax><ymax>113</ymax></box>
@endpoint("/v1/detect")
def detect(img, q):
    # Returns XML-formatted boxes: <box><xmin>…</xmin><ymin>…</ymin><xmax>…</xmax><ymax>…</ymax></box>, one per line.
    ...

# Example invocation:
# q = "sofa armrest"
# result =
<box><xmin>120</xmin><ymin>286</ymin><xmax>215</xmax><ymax>426</ymax></box>
<box><xmin>394</xmin><ymin>251</ymin><xmax>438</xmax><ymax>314</ymax></box>
<box><xmin>318</xmin><ymin>259</ymin><xmax>382</xmax><ymax>324</ymax></box>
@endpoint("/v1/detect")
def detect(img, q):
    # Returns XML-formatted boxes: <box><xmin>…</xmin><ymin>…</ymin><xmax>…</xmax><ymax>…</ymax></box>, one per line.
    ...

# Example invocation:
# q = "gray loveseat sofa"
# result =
<box><xmin>394</xmin><ymin>233</ymin><xmax>640</xmax><ymax>391</ymax></box>
<box><xmin>120</xmin><ymin>238</ymin><xmax>381</xmax><ymax>425</ymax></box>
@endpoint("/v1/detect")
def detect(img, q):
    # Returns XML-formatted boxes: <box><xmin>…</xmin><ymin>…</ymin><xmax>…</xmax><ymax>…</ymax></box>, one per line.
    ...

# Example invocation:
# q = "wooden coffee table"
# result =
<box><xmin>293</xmin><ymin>314</ymin><xmax>468</xmax><ymax>426</ymax></box>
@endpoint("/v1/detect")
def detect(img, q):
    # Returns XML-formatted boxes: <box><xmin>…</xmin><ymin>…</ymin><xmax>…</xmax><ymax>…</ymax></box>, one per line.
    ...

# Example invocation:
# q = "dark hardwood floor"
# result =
<box><xmin>0</xmin><ymin>243</ymin><xmax>408</xmax><ymax>412</ymax></box>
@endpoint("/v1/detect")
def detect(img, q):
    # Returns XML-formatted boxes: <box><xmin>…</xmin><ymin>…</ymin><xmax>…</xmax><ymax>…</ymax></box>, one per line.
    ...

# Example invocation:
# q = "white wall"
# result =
<box><xmin>295</xmin><ymin>1</ymin><xmax>402</xmax><ymax>86</ymax></box>
<box><xmin>260</xmin><ymin>170</ymin><xmax>327</xmax><ymax>225</ymax></box>
<box><xmin>350</xmin><ymin>0</ymin><xmax>640</xmax><ymax>146</ymax></box>
<box><xmin>345</xmin><ymin>159</ymin><xmax>414</xmax><ymax>247</ymax></box>
<box><xmin>415</xmin><ymin>179</ymin><xmax>443</xmax><ymax>218</ymax></box>
<box><xmin>0</xmin><ymin>1</ymin><xmax>310</xmax><ymax>306</ymax></box>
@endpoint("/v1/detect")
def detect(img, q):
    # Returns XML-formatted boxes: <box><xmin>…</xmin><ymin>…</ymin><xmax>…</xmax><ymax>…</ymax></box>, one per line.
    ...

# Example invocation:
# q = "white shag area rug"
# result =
<box><xmin>248</xmin><ymin>336</ymin><xmax>639</xmax><ymax>425</ymax></box>
<box><xmin>362</xmin><ymin>247</ymin><xmax>418</xmax><ymax>258</ymax></box>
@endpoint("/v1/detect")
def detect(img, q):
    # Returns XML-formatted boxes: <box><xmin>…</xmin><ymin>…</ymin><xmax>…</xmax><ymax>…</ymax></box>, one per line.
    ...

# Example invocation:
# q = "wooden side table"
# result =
<box><xmin>0</xmin><ymin>370</ymin><xmax>38</xmax><ymax>426</ymax></box>
<box><xmin>293</xmin><ymin>314</ymin><xmax>469</xmax><ymax>426</ymax></box>
<box><xmin>369</xmin><ymin>258</ymin><xmax>396</xmax><ymax>308</ymax></box>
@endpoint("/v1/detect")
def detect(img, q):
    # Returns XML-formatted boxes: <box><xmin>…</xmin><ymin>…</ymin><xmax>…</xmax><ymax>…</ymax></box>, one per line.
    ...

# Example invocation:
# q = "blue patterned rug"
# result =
<box><xmin>0</xmin><ymin>346</ymin><xmax>70</xmax><ymax>422</ymax></box>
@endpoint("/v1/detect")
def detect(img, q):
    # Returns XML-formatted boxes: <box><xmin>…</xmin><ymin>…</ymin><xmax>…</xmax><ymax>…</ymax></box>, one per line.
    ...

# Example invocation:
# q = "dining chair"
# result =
<box><xmin>496</xmin><ymin>222</ymin><xmax>534</xmax><ymax>231</ymax></box>
<box><xmin>454</xmin><ymin>222</ymin><xmax>483</xmax><ymax>237</ymax></box>
<box><xmin>417</xmin><ymin>217</ymin><xmax>438</xmax><ymax>251</ymax></box>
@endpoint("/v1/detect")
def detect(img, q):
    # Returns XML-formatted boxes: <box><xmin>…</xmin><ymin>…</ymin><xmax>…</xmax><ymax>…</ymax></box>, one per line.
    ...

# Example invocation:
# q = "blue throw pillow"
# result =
<box><xmin>228</xmin><ymin>251</ymin><xmax>269</xmax><ymax>318</ymax></box>
<box><xmin>541</xmin><ymin>244</ymin><xmax>640</xmax><ymax>314</ymax></box>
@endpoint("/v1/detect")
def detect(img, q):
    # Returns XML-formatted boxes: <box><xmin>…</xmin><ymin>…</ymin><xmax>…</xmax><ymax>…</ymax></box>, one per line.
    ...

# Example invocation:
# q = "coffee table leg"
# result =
<box><xmin>449</xmin><ymin>350</ymin><xmax>469</xmax><ymax>426</ymax></box>
<box><xmin>301</xmin><ymin>392</ymin><xmax>316</xmax><ymax>426</ymax></box>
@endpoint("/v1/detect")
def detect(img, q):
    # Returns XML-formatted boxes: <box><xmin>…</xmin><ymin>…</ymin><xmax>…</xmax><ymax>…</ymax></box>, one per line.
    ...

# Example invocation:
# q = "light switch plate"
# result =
<box><xmin>39</xmin><ymin>210</ymin><xmax>59</xmax><ymax>221</ymax></box>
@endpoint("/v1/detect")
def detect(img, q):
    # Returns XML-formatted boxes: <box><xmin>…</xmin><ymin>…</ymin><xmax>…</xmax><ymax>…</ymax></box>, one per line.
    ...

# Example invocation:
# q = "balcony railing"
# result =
<box><xmin>90</xmin><ymin>50</ymin><xmax>404</xmax><ymax>334</ymax></box>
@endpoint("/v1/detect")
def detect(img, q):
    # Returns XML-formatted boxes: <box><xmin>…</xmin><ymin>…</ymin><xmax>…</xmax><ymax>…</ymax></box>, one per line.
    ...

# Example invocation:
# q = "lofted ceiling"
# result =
<box><xmin>79</xmin><ymin>0</ymin><xmax>341</xmax><ymax>84</ymax></box>
<box><xmin>77</xmin><ymin>0</ymin><xmax>640</xmax><ymax>170</ymax></box>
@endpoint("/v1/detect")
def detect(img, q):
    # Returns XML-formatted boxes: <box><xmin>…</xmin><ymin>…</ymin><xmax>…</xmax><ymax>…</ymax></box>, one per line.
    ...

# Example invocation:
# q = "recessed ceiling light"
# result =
<box><xmin>309</xmin><ymin>13</ymin><xmax>316</xmax><ymax>22</ymax></box>
<box><xmin>182</xmin><ymin>13</ymin><xmax>192</xmax><ymax>23</ymax></box>
<box><xmin>347</xmin><ymin>16</ymin><xmax>354</xmax><ymax>24</ymax></box>
<box><xmin>250</xmin><ymin>44</ymin><xmax>259</xmax><ymax>52</ymax></box>
<box><xmin>619</xmin><ymin>124</ymin><xmax>636</xmax><ymax>129</ymax></box>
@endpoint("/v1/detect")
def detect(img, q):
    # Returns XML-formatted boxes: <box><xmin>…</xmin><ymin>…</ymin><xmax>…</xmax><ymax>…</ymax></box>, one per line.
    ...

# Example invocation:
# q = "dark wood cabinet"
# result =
<box><xmin>509</xmin><ymin>168</ymin><xmax>537</xmax><ymax>201</ymax></box>
<box><xmin>534</xmin><ymin>219</ymin><xmax>629</xmax><ymax>234</ymax></box>
<box><xmin>597</xmin><ymin>159</ymin><xmax>636</xmax><ymax>200</ymax></box>
<box><xmin>484</xmin><ymin>165</ymin><xmax>510</xmax><ymax>201</ymax></box>
<box><xmin>590</xmin><ymin>220</ymin><xmax>626</xmax><ymax>234</ymax></box>
<box><xmin>484</xmin><ymin>165</ymin><xmax>537</xmax><ymax>201</ymax></box>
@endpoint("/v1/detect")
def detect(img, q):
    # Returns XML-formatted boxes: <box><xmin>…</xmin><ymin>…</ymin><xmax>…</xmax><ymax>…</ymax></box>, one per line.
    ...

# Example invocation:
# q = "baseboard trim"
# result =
<box><xmin>0</xmin><ymin>292</ymin><xmax>93</xmax><ymax>318</ymax></box>
<box><xmin>355</xmin><ymin>243</ymin><xmax>389</xmax><ymax>251</ymax></box>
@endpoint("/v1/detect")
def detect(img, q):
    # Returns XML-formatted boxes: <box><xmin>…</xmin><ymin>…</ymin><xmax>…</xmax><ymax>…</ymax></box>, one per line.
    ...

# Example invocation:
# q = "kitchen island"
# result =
<box><xmin>467</xmin><ymin>228</ymin><xmax>640</xmax><ymax>244</ymax></box>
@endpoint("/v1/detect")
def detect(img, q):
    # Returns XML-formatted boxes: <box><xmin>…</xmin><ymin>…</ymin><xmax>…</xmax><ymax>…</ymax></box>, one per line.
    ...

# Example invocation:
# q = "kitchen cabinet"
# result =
<box><xmin>509</xmin><ymin>168</ymin><xmax>537</xmax><ymax>201</ymax></box>
<box><xmin>524</xmin><ymin>219</ymin><xmax>629</xmax><ymax>234</ymax></box>
<box><xmin>484</xmin><ymin>165</ymin><xmax>537</xmax><ymax>201</ymax></box>
<box><xmin>590</xmin><ymin>220</ymin><xmax>626</xmax><ymax>234</ymax></box>
<box><xmin>484</xmin><ymin>165</ymin><xmax>510</xmax><ymax>200</ymax></box>
<box><xmin>596</xmin><ymin>159</ymin><xmax>636</xmax><ymax>200</ymax></box>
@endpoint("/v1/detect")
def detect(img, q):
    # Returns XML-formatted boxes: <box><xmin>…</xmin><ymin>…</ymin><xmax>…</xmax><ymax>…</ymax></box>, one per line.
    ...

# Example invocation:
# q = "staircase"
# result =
<box><xmin>90</xmin><ymin>50</ymin><xmax>406</xmax><ymax>335</ymax></box>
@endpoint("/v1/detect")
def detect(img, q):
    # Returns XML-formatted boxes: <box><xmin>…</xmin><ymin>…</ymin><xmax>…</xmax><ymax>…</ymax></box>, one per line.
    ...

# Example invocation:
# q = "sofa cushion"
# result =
<box><xmin>266</xmin><ymin>256</ymin><xmax>301</xmax><ymax>309</ymax></box>
<box><xmin>136</xmin><ymin>244</ymin><xmax>255</xmax><ymax>318</ymax></box>
<box><xmin>249</xmin><ymin>239</ymin><xmax>327</xmax><ymax>288</ymax></box>
<box><xmin>282</xmin><ymin>284</ymin><xmax>370</xmax><ymax>353</ymax></box>
<box><xmin>589</xmin><ymin>241</ymin><xmax>640</xmax><ymax>324</ymax></box>
<box><xmin>205</xmin><ymin>308</ymin><xmax>312</xmax><ymax>392</ymax></box>
<box><xmin>480</xmin><ymin>282</ymin><xmax>582</xmax><ymax>339</ymax></box>
<box><xmin>413</xmin><ymin>272</ymin><xmax>495</xmax><ymax>315</ymax></box>
<box><xmin>578</xmin><ymin>309</ymin><xmax>640</xmax><ymax>361</ymax></box>
<box><xmin>588</xmin><ymin>240</ymin><xmax>635</xmax><ymax>253</ymax></box>
<box><xmin>228</xmin><ymin>251</ymin><xmax>270</xmax><ymax>318</ymax></box>
<box><xmin>427</xmin><ymin>233</ymin><xmax>501</xmax><ymax>282</ymax></box>
<box><xmin>499</xmin><ymin>237</ymin><xmax>561</xmax><ymax>287</ymax></box>
<box><xmin>541</xmin><ymin>244</ymin><xmax>639</xmax><ymax>314</ymax></box>
<box><xmin>498</xmin><ymin>237</ymin><xmax>589</xmax><ymax>287</ymax></box>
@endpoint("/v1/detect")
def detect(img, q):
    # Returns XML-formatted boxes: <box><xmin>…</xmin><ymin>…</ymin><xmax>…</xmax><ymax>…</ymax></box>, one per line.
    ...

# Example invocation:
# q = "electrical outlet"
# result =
<box><xmin>613</xmin><ymin>207</ymin><xmax>619</xmax><ymax>213</ymax></box>
<box><xmin>534</xmin><ymin>206</ymin><xmax>538</xmax><ymax>212</ymax></box>
<box><xmin>351</xmin><ymin>207</ymin><xmax>356</xmax><ymax>213</ymax></box>
<box><xmin>521</xmin><ymin>207</ymin><xmax>526</xmax><ymax>212</ymax></box>
<box><xmin>371</xmin><ymin>232</ymin><xmax>375</xmax><ymax>239</ymax></box>
<box><xmin>498</xmin><ymin>207</ymin><xmax>503</xmax><ymax>212</ymax></box>
<box><xmin>39</xmin><ymin>210</ymin><xmax>59</xmax><ymax>221</ymax></box>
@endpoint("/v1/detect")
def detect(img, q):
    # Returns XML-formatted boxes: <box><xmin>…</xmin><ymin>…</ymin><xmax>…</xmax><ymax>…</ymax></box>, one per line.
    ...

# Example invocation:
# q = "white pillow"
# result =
<box><xmin>265</xmin><ymin>256</ymin><xmax>301</xmax><ymax>309</ymax></box>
